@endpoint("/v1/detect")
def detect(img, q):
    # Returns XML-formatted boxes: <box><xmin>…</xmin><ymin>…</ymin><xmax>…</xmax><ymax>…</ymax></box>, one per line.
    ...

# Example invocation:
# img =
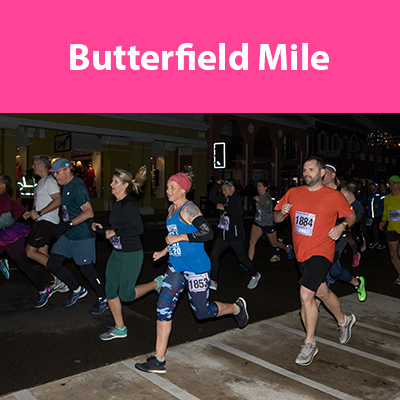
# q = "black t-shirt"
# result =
<box><xmin>107</xmin><ymin>195</ymin><xmax>143</xmax><ymax>252</ymax></box>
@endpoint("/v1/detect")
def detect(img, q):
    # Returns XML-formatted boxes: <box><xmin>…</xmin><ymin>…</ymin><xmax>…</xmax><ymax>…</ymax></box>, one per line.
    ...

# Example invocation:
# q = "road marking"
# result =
<box><xmin>123</xmin><ymin>359</ymin><xmax>201</xmax><ymax>400</ymax></box>
<box><xmin>204</xmin><ymin>338</ymin><xmax>360</xmax><ymax>400</ymax></box>
<box><xmin>262</xmin><ymin>320</ymin><xmax>400</xmax><ymax>369</ymax></box>
<box><xmin>355</xmin><ymin>321</ymin><xmax>400</xmax><ymax>338</ymax></box>
<box><xmin>12</xmin><ymin>390</ymin><xmax>38</xmax><ymax>400</ymax></box>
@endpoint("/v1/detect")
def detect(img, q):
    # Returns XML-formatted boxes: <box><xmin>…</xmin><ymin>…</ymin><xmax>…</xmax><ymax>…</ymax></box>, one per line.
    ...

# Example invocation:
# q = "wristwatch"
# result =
<box><xmin>69</xmin><ymin>221</ymin><xmax>74</xmax><ymax>227</ymax></box>
<box><xmin>37</xmin><ymin>210</ymin><xmax>42</xmax><ymax>217</ymax></box>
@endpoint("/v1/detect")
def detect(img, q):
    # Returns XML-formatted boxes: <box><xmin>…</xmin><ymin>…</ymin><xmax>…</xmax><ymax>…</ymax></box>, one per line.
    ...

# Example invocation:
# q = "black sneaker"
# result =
<box><xmin>63</xmin><ymin>287</ymin><xmax>88</xmax><ymax>308</ymax></box>
<box><xmin>233</xmin><ymin>297</ymin><xmax>249</xmax><ymax>329</ymax></box>
<box><xmin>135</xmin><ymin>356</ymin><xmax>166</xmax><ymax>374</ymax></box>
<box><xmin>89</xmin><ymin>299</ymin><xmax>109</xmax><ymax>315</ymax></box>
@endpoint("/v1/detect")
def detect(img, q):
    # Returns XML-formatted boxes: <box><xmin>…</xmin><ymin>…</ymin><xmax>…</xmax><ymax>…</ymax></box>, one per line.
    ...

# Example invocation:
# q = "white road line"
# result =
<box><xmin>204</xmin><ymin>338</ymin><xmax>360</xmax><ymax>400</ymax></box>
<box><xmin>355</xmin><ymin>321</ymin><xmax>400</xmax><ymax>338</ymax></box>
<box><xmin>262</xmin><ymin>320</ymin><xmax>400</xmax><ymax>369</ymax></box>
<box><xmin>122</xmin><ymin>359</ymin><xmax>201</xmax><ymax>400</ymax></box>
<box><xmin>12</xmin><ymin>390</ymin><xmax>38</xmax><ymax>400</ymax></box>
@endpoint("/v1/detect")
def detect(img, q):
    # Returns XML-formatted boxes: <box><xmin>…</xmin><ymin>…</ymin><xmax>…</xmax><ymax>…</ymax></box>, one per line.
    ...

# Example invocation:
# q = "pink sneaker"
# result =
<box><xmin>352</xmin><ymin>252</ymin><xmax>361</xmax><ymax>267</ymax></box>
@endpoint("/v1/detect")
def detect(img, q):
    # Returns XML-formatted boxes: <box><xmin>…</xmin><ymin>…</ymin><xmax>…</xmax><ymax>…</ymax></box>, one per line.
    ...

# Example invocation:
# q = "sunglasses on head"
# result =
<box><xmin>222</xmin><ymin>180</ymin><xmax>233</xmax><ymax>186</ymax></box>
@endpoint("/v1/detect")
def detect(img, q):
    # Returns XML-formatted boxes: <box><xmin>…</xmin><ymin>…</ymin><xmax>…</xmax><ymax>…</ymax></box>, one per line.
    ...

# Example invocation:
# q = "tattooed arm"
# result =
<box><xmin>165</xmin><ymin>202</ymin><xmax>213</xmax><ymax>245</ymax></box>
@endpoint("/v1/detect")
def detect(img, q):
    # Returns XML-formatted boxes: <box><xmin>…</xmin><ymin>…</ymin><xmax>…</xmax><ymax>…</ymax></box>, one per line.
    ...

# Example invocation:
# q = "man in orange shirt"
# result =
<box><xmin>274</xmin><ymin>156</ymin><xmax>357</xmax><ymax>366</ymax></box>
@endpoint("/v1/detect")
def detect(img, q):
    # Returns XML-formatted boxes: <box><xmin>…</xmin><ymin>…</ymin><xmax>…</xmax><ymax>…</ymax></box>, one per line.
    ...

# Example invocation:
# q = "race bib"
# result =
<box><xmin>294</xmin><ymin>211</ymin><xmax>316</xmax><ymax>236</ymax></box>
<box><xmin>187</xmin><ymin>272</ymin><xmax>209</xmax><ymax>293</ymax></box>
<box><xmin>255</xmin><ymin>209</ymin><xmax>261</xmax><ymax>222</ymax></box>
<box><xmin>167</xmin><ymin>224</ymin><xmax>182</xmax><ymax>257</ymax></box>
<box><xmin>61</xmin><ymin>205</ymin><xmax>70</xmax><ymax>222</ymax></box>
<box><xmin>366</xmin><ymin>218</ymin><xmax>373</xmax><ymax>227</ymax></box>
<box><xmin>389</xmin><ymin>210</ymin><xmax>400</xmax><ymax>222</ymax></box>
<box><xmin>109</xmin><ymin>235</ymin><xmax>122</xmax><ymax>249</ymax></box>
<box><xmin>218</xmin><ymin>214</ymin><xmax>230</xmax><ymax>231</ymax></box>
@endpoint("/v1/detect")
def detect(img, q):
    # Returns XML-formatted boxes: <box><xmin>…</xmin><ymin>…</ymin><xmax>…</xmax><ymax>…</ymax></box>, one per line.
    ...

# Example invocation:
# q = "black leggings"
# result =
<box><xmin>14</xmin><ymin>253</ymin><xmax>46</xmax><ymax>292</ymax></box>
<box><xmin>47</xmin><ymin>253</ymin><xmax>106</xmax><ymax>300</ymax></box>
<box><xmin>210</xmin><ymin>236</ymin><xmax>257</xmax><ymax>281</ymax></box>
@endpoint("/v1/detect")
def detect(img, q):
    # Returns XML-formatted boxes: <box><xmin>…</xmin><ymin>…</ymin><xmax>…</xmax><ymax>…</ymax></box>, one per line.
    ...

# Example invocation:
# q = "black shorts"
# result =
<box><xmin>298</xmin><ymin>256</ymin><xmax>332</xmax><ymax>293</ymax></box>
<box><xmin>253</xmin><ymin>221</ymin><xmax>275</xmax><ymax>234</ymax></box>
<box><xmin>27</xmin><ymin>220</ymin><xmax>56</xmax><ymax>249</ymax></box>
<box><xmin>387</xmin><ymin>230</ymin><xmax>400</xmax><ymax>242</ymax></box>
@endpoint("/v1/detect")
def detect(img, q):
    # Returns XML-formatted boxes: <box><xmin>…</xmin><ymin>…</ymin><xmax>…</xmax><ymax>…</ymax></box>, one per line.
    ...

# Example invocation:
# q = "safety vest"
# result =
<box><xmin>17</xmin><ymin>176</ymin><xmax>37</xmax><ymax>199</ymax></box>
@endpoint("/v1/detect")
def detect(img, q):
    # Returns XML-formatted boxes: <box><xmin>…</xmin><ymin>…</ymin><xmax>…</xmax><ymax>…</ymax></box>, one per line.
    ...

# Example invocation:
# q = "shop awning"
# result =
<box><xmin>72</xmin><ymin>133</ymin><xmax>104</xmax><ymax>152</ymax></box>
<box><xmin>16</xmin><ymin>127</ymin><xmax>30</xmax><ymax>146</ymax></box>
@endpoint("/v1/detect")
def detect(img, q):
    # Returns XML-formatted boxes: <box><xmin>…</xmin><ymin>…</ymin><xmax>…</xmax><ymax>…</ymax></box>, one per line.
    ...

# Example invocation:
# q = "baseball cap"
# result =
<box><xmin>371</xmin><ymin>181</ymin><xmax>379</xmax><ymax>186</ymax></box>
<box><xmin>49</xmin><ymin>158</ymin><xmax>72</xmax><ymax>172</ymax></box>
<box><xmin>325</xmin><ymin>164</ymin><xmax>336</xmax><ymax>173</ymax></box>
<box><xmin>389</xmin><ymin>175</ymin><xmax>400</xmax><ymax>183</ymax></box>
<box><xmin>347</xmin><ymin>182</ymin><xmax>356</xmax><ymax>188</ymax></box>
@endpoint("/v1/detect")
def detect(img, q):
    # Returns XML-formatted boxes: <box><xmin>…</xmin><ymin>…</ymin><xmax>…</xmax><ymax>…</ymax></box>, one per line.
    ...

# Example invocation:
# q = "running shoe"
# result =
<box><xmin>368</xmin><ymin>241</ymin><xmax>378</xmax><ymax>249</ymax></box>
<box><xmin>339</xmin><ymin>314</ymin><xmax>356</xmax><ymax>344</ymax></box>
<box><xmin>34</xmin><ymin>287</ymin><xmax>53</xmax><ymax>308</ymax></box>
<box><xmin>209</xmin><ymin>280</ymin><xmax>218</xmax><ymax>291</ymax></box>
<box><xmin>247</xmin><ymin>272</ymin><xmax>261</xmax><ymax>289</ymax></box>
<box><xmin>63</xmin><ymin>287</ymin><xmax>88</xmax><ymax>307</ymax></box>
<box><xmin>135</xmin><ymin>356</ymin><xmax>166</xmax><ymax>374</ymax></box>
<box><xmin>377</xmin><ymin>244</ymin><xmax>386</xmax><ymax>250</ymax></box>
<box><xmin>295</xmin><ymin>341</ymin><xmax>318</xmax><ymax>366</ymax></box>
<box><xmin>89</xmin><ymin>299</ymin><xmax>109</xmax><ymax>315</ymax></box>
<box><xmin>0</xmin><ymin>259</ymin><xmax>10</xmax><ymax>280</ymax></box>
<box><xmin>354</xmin><ymin>276</ymin><xmax>366</xmax><ymax>302</ymax></box>
<box><xmin>394</xmin><ymin>276</ymin><xmax>400</xmax><ymax>285</ymax></box>
<box><xmin>269</xmin><ymin>255</ymin><xmax>280</xmax><ymax>263</ymax></box>
<box><xmin>50</xmin><ymin>277</ymin><xmax>69</xmax><ymax>293</ymax></box>
<box><xmin>352</xmin><ymin>252</ymin><xmax>361</xmax><ymax>267</ymax></box>
<box><xmin>154</xmin><ymin>275</ymin><xmax>164</xmax><ymax>294</ymax></box>
<box><xmin>100</xmin><ymin>326</ymin><xmax>127</xmax><ymax>341</ymax></box>
<box><xmin>233</xmin><ymin>297</ymin><xmax>249</xmax><ymax>329</ymax></box>
<box><xmin>360</xmin><ymin>236</ymin><xmax>367</xmax><ymax>252</ymax></box>
<box><xmin>286</xmin><ymin>244</ymin><xmax>294</xmax><ymax>260</ymax></box>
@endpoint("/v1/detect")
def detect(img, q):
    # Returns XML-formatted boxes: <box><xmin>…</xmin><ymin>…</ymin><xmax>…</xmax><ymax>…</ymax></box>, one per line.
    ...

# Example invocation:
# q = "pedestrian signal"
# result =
<box><xmin>213</xmin><ymin>142</ymin><xmax>226</xmax><ymax>169</ymax></box>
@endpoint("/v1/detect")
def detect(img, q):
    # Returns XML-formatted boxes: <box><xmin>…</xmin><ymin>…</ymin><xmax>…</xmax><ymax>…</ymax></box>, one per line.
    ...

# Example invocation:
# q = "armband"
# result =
<box><xmin>188</xmin><ymin>216</ymin><xmax>214</xmax><ymax>243</ymax></box>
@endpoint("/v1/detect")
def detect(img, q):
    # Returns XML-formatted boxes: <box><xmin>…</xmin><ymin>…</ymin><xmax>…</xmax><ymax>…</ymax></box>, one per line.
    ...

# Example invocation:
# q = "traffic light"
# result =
<box><xmin>213</xmin><ymin>142</ymin><xmax>226</xmax><ymax>169</ymax></box>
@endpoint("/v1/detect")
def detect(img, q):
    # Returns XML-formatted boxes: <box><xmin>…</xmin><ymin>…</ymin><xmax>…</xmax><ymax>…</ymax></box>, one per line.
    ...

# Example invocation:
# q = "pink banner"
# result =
<box><xmin>0</xmin><ymin>1</ymin><xmax>398</xmax><ymax>112</ymax></box>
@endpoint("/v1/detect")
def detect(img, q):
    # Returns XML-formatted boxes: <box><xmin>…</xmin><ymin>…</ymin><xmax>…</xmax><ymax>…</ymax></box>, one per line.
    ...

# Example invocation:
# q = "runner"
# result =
<box><xmin>135</xmin><ymin>170</ymin><xmax>249</xmax><ymax>374</ymax></box>
<box><xmin>248</xmin><ymin>179</ymin><xmax>294</xmax><ymax>263</ymax></box>
<box><xmin>274</xmin><ymin>156</ymin><xmax>357</xmax><ymax>366</ymax></box>
<box><xmin>379</xmin><ymin>175</ymin><xmax>400</xmax><ymax>285</ymax></box>
<box><xmin>92</xmin><ymin>166</ymin><xmax>164</xmax><ymax>340</ymax></box>
<box><xmin>209</xmin><ymin>179</ymin><xmax>261</xmax><ymax>290</ymax></box>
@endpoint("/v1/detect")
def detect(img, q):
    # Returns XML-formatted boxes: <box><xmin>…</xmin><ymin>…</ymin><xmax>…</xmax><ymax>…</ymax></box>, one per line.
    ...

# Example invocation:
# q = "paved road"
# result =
<box><xmin>2</xmin><ymin>293</ymin><xmax>400</xmax><ymax>399</ymax></box>
<box><xmin>0</xmin><ymin>216</ymin><xmax>399</xmax><ymax>398</ymax></box>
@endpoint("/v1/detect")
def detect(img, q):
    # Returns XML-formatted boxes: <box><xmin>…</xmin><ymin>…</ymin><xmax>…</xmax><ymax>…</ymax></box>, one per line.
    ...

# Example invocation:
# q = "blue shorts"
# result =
<box><xmin>157</xmin><ymin>264</ymin><xmax>219</xmax><ymax>322</ymax></box>
<box><xmin>51</xmin><ymin>236</ymin><xmax>96</xmax><ymax>265</ymax></box>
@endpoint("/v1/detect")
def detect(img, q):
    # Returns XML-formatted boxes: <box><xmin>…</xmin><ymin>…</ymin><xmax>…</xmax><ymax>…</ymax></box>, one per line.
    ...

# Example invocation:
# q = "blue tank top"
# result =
<box><xmin>166</xmin><ymin>201</ymin><xmax>211</xmax><ymax>273</ymax></box>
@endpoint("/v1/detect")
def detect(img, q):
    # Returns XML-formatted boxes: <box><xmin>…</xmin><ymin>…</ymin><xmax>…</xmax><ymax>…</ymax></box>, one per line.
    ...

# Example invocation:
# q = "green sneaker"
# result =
<box><xmin>99</xmin><ymin>326</ymin><xmax>127</xmax><ymax>341</ymax></box>
<box><xmin>355</xmin><ymin>276</ymin><xmax>367</xmax><ymax>302</ymax></box>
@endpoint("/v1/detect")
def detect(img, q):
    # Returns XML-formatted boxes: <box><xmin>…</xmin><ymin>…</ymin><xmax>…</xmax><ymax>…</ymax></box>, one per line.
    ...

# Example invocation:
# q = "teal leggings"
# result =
<box><xmin>105</xmin><ymin>249</ymin><xmax>143</xmax><ymax>302</ymax></box>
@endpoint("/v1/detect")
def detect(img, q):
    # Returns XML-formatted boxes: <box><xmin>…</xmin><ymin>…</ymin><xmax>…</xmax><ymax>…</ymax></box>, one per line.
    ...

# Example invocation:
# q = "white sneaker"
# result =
<box><xmin>247</xmin><ymin>273</ymin><xmax>261</xmax><ymax>289</ymax></box>
<box><xmin>50</xmin><ymin>277</ymin><xmax>70</xmax><ymax>293</ymax></box>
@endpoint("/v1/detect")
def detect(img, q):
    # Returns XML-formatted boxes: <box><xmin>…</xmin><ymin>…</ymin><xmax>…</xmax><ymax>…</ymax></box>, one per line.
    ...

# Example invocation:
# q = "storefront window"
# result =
<box><xmin>151</xmin><ymin>156</ymin><xmax>165</xmax><ymax>198</ymax></box>
<box><xmin>71</xmin><ymin>151</ymin><xmax>101</xmax><ymax>198</ymax></box>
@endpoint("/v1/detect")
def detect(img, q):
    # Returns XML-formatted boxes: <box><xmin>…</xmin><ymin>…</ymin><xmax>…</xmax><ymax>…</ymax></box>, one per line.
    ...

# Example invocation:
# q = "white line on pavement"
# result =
<box><xmin>123</xmin><ymin>359</ymin><xmax>201</xmax><ymax>400</ymax></box>
<box><xmin>262</xmin><ymin>320</ymin><xmax>400</xmax><ymax>369</ymax></box>
<box><xmin>12</xmin><ymin>390</ymin><xmax>38</xmax><ymax>400</ymax></box>
<box><xmin>204</xmin><ymin>338</ymin><xmax>361</xmax><ymax>400</ymax></box>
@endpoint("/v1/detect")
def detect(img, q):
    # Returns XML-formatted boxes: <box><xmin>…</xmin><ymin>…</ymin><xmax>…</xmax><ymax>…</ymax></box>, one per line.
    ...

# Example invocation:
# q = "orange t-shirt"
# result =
<box><xmin>275</xmin><ymin>185</ymin><xmax>354</xmax><ymax>263</ymax></box>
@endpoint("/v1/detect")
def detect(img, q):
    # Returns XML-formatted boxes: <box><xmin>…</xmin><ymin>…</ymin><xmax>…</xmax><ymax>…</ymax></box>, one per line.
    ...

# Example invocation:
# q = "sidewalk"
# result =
<box><xmin>3</xmin><ymin>293</ymin><xmax>400</xmax><ymax>400</ymax></box>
